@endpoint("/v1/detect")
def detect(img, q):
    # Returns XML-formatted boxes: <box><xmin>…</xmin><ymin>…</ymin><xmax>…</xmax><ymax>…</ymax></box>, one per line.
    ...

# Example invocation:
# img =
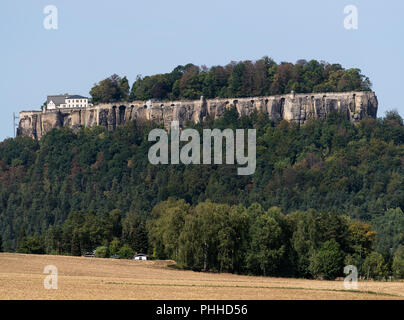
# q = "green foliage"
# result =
<box><xmin>90</xmin><ymin>74</ymin><xmax>130</xmax><ymax>104</ymax></box>
<box><xmin>71</xmin><ymin>231</ymin><xmax>81</xmax><ymax>256</ymax></box>
<box><xmin>0</xmin><ymin>103</ymin><xmax>403</xmax><ymax>279</ymax></box>
<box><xmin>176</xmin><ymin>201</ymin><xmax>249</xmax><ymax>272</ymax></box>
<box><xmin>362</xmin><ymin>252</ymin><xmax>388</xmax><ymax>280</ymax></box>
<box><xmin>148</xmin><ymin>199</ymin><xmax>189</xmax><ymax>260</ymax></box>
<box><xmin>122</xmin><ymin>212</ymin><xmax>148</xmax><ymax>254</ymax></box>
<box><xmin>118</xmin><ymin>77</ymin><xmax>130</xmax><ymax>101</ymax></box>
<box><xmin>344</xmin><ymin>254</ymin><xmax>363</xmax><ymax>273</ymax></box>
<box><xmin>392</xmin><ymin>245</ymin><xmax>404</xmax><ymax>279</ymax></box>
<box><xmin>17</xmin><ymin>234</ymin><xmax>44</xmax><ymax>254</ymax></box>
<box><xmin>344</xmin><ymin>221</ymin><xmax>377</xmax><ymax>273</ymax></box>
<box><xmin>93</xmin><ymin>58</ymin><xmax>374</xmax><ymax>104</ymax></box>
<box><xmin>95</xmin><ymin>246</ymin><xmax>109</xmax><ymax>258</ymax></box>
<box><xmin>347</xmin><ymin>221</ymin><xmax>376</xmax><ymax>257</ymax></box>
<box><xmin>146</xmin><ymin>199</ymin><xmax>376</xmax><ymax>278</ymax></box>
<box><xmin>118</xmin><ymin>244</ymin><xmax>135</xmax><ymax>259</ymax></box>
<box><xmin>308</xmin><ymin>240</ymin><xmax>344</xmax><ymax>280</ymax></box>
<box><xmin>289</xmin><ymin>210</ymin><xmax>350</xmax><ymax>277</ymax></box>
<box><xmin>371</xmin><ymin>208</ymin><xmax>404</xmax><ymax>254</ymax></box>
<box><xmin>246</xmin><ymin>207</ymin><xmax>287</xmax><ymax>276</ymax></box>
<box><xmin>108</xmin><ymin>237</ymin><xmax>120</xmax><ymax>256</ymax></box>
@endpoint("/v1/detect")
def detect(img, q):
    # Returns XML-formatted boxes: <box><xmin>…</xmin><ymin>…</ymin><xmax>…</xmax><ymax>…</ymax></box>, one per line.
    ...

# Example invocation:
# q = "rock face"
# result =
<box><xmin>18</xmin><ymin>91</ymin><xmax>378</xmax><ymax>140</ymax></box>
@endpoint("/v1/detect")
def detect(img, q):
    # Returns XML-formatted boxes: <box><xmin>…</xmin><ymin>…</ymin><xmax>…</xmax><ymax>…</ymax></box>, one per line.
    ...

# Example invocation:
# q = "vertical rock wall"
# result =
<box><xmin>17</xmin><ymin>91</ymin><xmax>378</xmax><ymax>140</ymax></box>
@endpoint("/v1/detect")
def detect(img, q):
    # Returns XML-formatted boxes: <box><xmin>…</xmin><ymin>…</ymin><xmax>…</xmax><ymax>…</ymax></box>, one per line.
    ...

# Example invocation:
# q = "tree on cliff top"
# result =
<box><xmin>91</xmin><ymin>57</ymin><xmax>372</xmax><ymax>104</ymax></box>
<box><xmin>90</xmin><ymin>74</ymin><xmax>130</xmax><ymax>104</ymax></box>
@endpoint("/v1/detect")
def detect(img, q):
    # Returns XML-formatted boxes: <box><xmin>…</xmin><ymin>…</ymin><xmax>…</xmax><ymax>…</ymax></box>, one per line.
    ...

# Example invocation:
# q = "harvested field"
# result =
<box><xmin>0</xmin><ymin>253</ymin><xmax>403</xmax><ymax>300</ymax></box>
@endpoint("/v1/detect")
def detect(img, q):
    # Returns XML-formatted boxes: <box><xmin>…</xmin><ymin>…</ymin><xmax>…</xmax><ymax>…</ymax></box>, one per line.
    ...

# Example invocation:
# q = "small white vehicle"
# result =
<box><xmin>133</xmin><ymin>253</ymin><xmax>148</xmax><ymax>260</ymax></box>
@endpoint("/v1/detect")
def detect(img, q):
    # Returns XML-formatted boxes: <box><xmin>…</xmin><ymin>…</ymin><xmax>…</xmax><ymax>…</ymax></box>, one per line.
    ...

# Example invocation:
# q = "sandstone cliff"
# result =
<box><xmin>18</xmin><ymin>91</ymin><xmax>378</xmax><ymax>140</ymax></box>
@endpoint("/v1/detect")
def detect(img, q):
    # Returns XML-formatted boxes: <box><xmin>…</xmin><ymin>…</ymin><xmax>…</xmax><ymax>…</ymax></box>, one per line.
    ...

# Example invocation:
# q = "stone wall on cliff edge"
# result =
<box><xmin>17</xmin><ymin>91</ymin><xmax>378</xmax><ymax>140</ymax></box>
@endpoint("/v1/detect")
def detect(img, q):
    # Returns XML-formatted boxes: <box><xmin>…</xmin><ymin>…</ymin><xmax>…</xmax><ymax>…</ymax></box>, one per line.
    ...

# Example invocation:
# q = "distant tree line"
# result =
<box><xmin>0</xmin><ymin>108</ymin><xmax>403</xmax><ymax>279</ymax></box>
<box><xmin>12</xmin><ymin>199</ymin><xmax>404</xmax><ymax>280</ymax></box>
<box><xmin>89</xmin><ymin>58</ymin><xmax>372</xmax><ymax>104</ymax></box>
<box><xmin>16</xmin><ymin>209</ymin><xmax>148</xmax><ymax>260</ymax></box>
<box><xmin>147</xmin><ymin>198</ymin><xmax>404</xmax><ymax>280</ymax></box>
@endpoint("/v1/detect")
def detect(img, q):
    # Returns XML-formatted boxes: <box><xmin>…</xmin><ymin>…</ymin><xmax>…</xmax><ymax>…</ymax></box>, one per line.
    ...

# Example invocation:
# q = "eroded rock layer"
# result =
<box><xmin>18</xmin><ymin>91</ymin><xmax>378</xmax><ymax>139</ymax></box>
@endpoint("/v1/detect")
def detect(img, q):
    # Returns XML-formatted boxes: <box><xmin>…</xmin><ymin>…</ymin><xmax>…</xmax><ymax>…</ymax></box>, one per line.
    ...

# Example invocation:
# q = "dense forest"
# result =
<box><xmin>89</xmin><ymin>58</ymin><xmax>372</xmax><ymax>104</ymax></box>
<box><xmin>0</xmin><ymin>107</ymin><xmax>403</xmax><ymax>279</ymax></box>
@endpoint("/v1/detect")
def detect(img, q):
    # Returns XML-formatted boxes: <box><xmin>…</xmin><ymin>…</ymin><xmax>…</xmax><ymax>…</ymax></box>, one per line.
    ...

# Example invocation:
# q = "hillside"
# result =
<box><xmin>1</xmin><ymin>108</ymin><xmax>404</xmax><ymax>279</ymax></box>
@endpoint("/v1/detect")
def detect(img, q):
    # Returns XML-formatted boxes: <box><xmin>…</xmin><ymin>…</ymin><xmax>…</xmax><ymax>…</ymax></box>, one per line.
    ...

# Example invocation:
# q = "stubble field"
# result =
<box><xmin>0</xmin><ymin>253</ymin><xmax>403</xmax><ymax>300</ymax></box>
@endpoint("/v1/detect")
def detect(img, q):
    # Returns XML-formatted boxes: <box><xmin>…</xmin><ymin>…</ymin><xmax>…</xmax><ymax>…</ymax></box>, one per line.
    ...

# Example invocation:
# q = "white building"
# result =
<box><xmin>46</xmin><ymin>94</ymin><xmax>92</xmax><ymax>110</ymax></box>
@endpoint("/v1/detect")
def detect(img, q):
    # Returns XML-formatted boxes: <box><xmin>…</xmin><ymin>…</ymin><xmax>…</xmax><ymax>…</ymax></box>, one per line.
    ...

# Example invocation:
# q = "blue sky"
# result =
<box><xmin>0</xmin><ymin>0</ymin><xmax>403</xmax><ymax>140</ymax></box>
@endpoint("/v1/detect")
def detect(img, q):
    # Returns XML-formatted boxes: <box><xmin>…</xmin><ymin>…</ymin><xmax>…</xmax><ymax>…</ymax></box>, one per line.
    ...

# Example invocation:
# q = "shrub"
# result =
<box><xmin>118</xmin><ymin>245</ymin><xmax>135</xmax><ymax>259</ymax></box>
<box><xmin>95</xmin><ymin>246</ymin><xmax>109</xmax><ymax>258</ymax></box>
<box><xmin>108</xmin><ymin>238</ymin><xmax>120</xmax><ymax>256</ymax></box>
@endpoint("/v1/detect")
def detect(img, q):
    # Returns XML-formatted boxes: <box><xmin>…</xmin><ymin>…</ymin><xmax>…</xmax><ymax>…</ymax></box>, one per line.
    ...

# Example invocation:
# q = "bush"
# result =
<box><xmin>108</xmin><ymin>238</ymin><xmax>120</xmax><ymax>256</ymax></box>
<box><xmin>118</xmin><ymin>245</ymin><xmax>135</xmax><ymax>259</ymax></box>
<box><xmin>95</xmin><ymin>246</ymin><xmax>109</xmax><ymax>258</ymax></box>
<box><xmin>362</xmin><ymin>251</ymin><xmax>388</xmax><ymax>280</ymax></box>
<box><xmin>392</xmin><ymin>245</ymin><xmax>404</xmax><ymax>279</ymax></box>
<box><xmin>309</xmin><ymin>240</ymin><xmax>343</xmax><ymax>280</ymax></box>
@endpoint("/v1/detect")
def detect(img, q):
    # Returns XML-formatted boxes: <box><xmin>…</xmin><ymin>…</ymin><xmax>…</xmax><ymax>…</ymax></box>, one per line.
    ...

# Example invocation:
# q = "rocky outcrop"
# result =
<box><xmin>18</xmin><ymin>91</ymin><xmax>378</xmax><ymax>140</ymax></box>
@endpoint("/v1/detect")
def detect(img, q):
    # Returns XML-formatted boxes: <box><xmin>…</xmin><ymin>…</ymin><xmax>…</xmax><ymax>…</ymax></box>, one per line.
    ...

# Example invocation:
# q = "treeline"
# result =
<box><xmin>0</xmin><ymin>108</ymin><xmax>403</xmax><ymax>279</ymax></box>
<box><xmin>148</xmin><ymin>199</ymin><xmax>404</xmax><ymax>280</ymax></box>
<box><xmin>14</xmin><ymin>199</ymin><xmax>404</xmax><ymax>280</ymax></box>
<box><xmin>89</xmin><ymin>58</ymin><xmax>372</xmax><ymax>104</ymax></box>
<box><xmin>17</xmin><ymin>209</ymin><xmax>147</xmax><ymax>259</ymax></box>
